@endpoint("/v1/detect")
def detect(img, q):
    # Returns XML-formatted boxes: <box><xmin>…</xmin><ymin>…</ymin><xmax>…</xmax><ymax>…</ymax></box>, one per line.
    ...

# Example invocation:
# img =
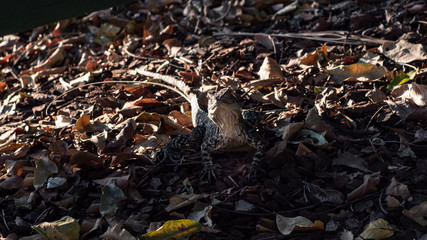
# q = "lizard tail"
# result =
<box><xmin>136</xmin><ymin>68</ymin><xmax>205</xmax><ymax>126</ymax></box>
<box><xmin>136</xmin><ymin>68</ymin><xmax>192</xmax><ymax>101</ymax></box>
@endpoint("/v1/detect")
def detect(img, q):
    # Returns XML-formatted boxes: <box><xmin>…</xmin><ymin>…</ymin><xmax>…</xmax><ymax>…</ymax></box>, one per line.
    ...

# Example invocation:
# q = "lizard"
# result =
<box><xmin>135</xmin><ymin>68</ymin><xmax>266</xmax><ymax>181</ymax></box>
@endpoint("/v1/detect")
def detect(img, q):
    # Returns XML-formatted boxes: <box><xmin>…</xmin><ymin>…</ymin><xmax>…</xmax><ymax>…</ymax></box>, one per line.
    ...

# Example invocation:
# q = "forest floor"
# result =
<box><xmin>0</xmin><ymin>0</ymin><xmax>426</xmax><ymax>239</ymax></box>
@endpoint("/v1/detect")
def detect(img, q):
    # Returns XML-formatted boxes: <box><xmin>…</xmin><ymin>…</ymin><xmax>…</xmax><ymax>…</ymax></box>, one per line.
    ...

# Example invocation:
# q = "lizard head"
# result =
<box><xmin>207</xmin><ymin>88</ymin><xmax>242</xmax><ymax>136</ymax></box>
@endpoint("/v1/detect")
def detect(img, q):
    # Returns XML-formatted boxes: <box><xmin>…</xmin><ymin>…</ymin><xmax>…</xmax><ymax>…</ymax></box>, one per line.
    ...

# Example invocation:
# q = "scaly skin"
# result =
<box><xmin>136</xmin><ymin>69</ymin><xmax>266</xmax><ymax>181</ymax></box>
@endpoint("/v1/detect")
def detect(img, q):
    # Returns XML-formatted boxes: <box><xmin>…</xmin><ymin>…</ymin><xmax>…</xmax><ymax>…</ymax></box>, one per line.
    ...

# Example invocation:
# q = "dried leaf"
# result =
<box><xmin>332</xmin><ymin>151</ymin><xmax>371</xmax><ymax>173</ymax></box>
<box><xmin>100</xmin><ymin>224</ymin><xmax>137</xmax><ymax>240</ymax></box>
<box><xmin>165</xmin><ymin>194</ymin><xmax>210</xmax><ymax>212</ymax></box>
<box><xmin>402</xmin><ymin>201</ymin><xmax>427</xmax><ymax>226</ymax></box>
<box><xmin>100</xmin><ymin>180</ymin><xmax>126</xmax><ymax>217</ymax></box>
<box><xmin>359</xmin><ymin>218</ymin><xmax>394</xmax><ymax>239</ymax></box>
<box><xmin>258</xmin><ymin>57</ymin><xmax>284</xmax><ymax>80</ymax></box>
<box><xmin>33</xmin><ymin>154</ymin><xmax>59</xmax><ymax>189</ymax></box>
<box><xmin>327</xmin><ymin>63</ymin><xmax>389</xmax><ymax>84</ymax></box>
<box><xmin>32</xmin><ymin>216</ymin><xmax>80</xmax><ymax>240</ymax></box>
<box><xmin>381</xmin><ymin>39</ymin><xmax>427</xmax><ymax>64</ymax></box>
<box><xmin>69</xmin><ymin>151</ymin><xmax>102</xmax><ymax>168</ymax></box>
<box><xmin>106</xmin><ymin>119</ymin><xmax>136</xmax><ymax>149</ymax></box>
<box><xmin>385</xmin><ymin>177</ymin><xmax>411</xmax><ymax>200</ymax></box>
<box><xmin>276</xmin><ymin>214</ymin><xmax>324</xmax><ymax>235</ymax></box>
<box><xmin>347</xmin><ymin>172</ymin><xmax>380</xmax><ymax>201</ymax></box>
<box><xmin>390</xmin><ymin>82</ymin><xmax>427</xmax><ymax>107</ymax></box>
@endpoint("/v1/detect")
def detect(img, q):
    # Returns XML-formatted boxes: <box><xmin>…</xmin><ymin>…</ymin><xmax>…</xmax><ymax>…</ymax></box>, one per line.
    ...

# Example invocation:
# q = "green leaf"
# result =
<box><xmin>32</xmin><ymin>216</ymin><xmax>80</xmax><ymax>240</ymax></box>
<box><xmin>100</xmin><ymin>180</ymin><xmax>126</xmax><ymax>217</ymax></box>
<box><xmin>140</xmin><ymin>219</ymin><xmax>202</xmax><ymax>240</ymax></box>
<box><xmin>386</xmin><ymin>70</ymin><xmax>417</xmax><ymax>91</ymax></box>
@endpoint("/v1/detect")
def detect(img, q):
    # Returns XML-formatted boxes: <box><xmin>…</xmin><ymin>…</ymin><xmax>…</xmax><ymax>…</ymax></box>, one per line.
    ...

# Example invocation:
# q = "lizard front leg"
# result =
<box><xmin>200</xmin><ymin>137</ymin><xmax>218</xmax><ymax>182</ymax></box>
<box><xmin>156</xmin><ymin>126</ymin><xmax>205</xmax><ymax>164</ymax></box>
<box><xmin>244</xmin><ymin>132</ymin><xmax>266</xmax><ymax>177</ymax></box>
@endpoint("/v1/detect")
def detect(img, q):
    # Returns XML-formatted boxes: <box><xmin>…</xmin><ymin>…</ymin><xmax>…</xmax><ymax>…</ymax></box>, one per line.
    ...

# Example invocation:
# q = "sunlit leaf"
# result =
<box><xmin>359</xmin><ymin>218</ymin><xmax>394</xmax><ymax>239</ymax></box>
<box><xmin>327</xmin><ymin>63</ymin><xmax>389</xmax><ymax>84</ymax></box>
<box><xmin>32</xmin><ymin>216</ymin><xmax>80</xmax><ymax>240</ymax></box>
<box><xmin>76</xmin><ymin>115</ymin><xmax>92</xmax><ymax>133</ymax></box>
<box><xmin>386</xmin><ymin>70</ymin><xmax>417</xmax><ymax>91</ymax></box>
<box><xmin>381</xmin><ymin>39</ymin><xmax>427</xmax><ymax>64</ymax></box>
<box><xmin>258</xmin><ymin>57</ymin><xmax>284</xmax><ymax>80</ymax></box>
<box><xmin>140</xmin><ymin>219</ymin><xmax>202</xmax><ymax>240</ymax></box>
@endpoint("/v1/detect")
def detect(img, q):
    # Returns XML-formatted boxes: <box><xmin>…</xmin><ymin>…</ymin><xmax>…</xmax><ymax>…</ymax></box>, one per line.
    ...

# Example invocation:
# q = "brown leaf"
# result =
<box><xmin>69</xmin><ymin>151</ymin><xmax>102</xmax><ymax>168</ymax></box>
<box><xmin>258</xmin><ymin>57</ymin><xmax>284</xmax><ymax>80</ymax></box>
<box><xmin>0</xmin><ymin>175</ymin><xmax>23</xmax><ymax>189</ymax></box>
<box><xmin>106</xmin><ymin>119</ymin><xmax>136</xmax><ymax>149</ymax></box>
<box><xmin>262</xmin><ymin>87</ymin><xmax>288</xmax><ymax>108</ymax></box>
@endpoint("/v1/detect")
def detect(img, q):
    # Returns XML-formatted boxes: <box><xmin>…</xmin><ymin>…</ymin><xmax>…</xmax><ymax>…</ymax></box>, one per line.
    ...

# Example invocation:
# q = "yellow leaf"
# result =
<box><xmin>359</xmin><ymin>218</ymin><xmax>394</xmax><ymax>239</ymax></box>
<box><xmin>76</xmin><ymin>115</ymin><xmax>92</xmax><ymax>133</ymax></box>
<box><xmin>140</xmin><ymin>219</ymin><xmax>202</xmax><ymax>240</ymax></box>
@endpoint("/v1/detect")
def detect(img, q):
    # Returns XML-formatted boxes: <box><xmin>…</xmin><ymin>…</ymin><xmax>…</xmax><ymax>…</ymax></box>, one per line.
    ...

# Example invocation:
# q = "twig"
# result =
<box><xmin>213</xmin><ymin>31</ymin><xmax>392</xmax><ymax>45</ymax></box>
<box><xmin>1</xmin><ymin>209</ymin><xmax>9</xmax><ymax>231</ymax></box>
<box><xmin>364</xmin><ymin>105</ymin><xmax>385</xmax><ymax>131</ymax></box>
<box><xmin>213</xmin><ymin>1</ymin><xmax>232</xmax><ymax>23</ymax></box>
<box><xmin>379</xmin><ymin>188</ymin><xmax>388</xmax><ymax>214</ymax></box>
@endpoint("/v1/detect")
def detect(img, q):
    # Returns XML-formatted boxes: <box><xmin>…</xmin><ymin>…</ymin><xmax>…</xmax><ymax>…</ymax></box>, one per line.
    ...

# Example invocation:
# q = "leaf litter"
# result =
<box><xmin>0</xmin><ymin>0</ymin><xmax>426</xmax><ymax>239</ymax></box>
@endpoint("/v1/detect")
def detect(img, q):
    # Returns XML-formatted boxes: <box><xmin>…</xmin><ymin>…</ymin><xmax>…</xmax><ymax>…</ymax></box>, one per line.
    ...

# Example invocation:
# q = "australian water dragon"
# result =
<box><xmin>135</xmin><ymin>68</ymin><xmax>266</xmax><ymax>181</ymax></box>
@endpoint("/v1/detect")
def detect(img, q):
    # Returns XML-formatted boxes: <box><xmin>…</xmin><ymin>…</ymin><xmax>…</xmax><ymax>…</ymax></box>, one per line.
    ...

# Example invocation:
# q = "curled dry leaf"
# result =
<box><xmin>262</xmin><ymin>87</ymin><xmax>288</xmax><ymax>108</ymax></box>
<box><xmin>106</xmin><ymin>119</ymin><xmax>137</xmax><ymax>149</ymax></box>
<box><xmin>76</xmin><ymin>115</ymin><xmax>95</xmax><ymax>133</ymax></box>
<box><xmin>402</xmin><ymin>201</ymin><xmax>427</xmax><ymax>227</ymax></box>
<box><xmin>188</xmin><ymin>202</ymin><xmax>213</xmax><ymax>227</ymax></box>
<box><xmin>385</xmin><ymin>99</ymin><xmax>427</xmax><ymax>121</ymax></box>
<box><xmin>381</xmin><ymin>39</ymin><xmax>427</xmax><ymax>64</ymax></box>
<box><xmin>347</xmin><ymin>172</ymin><xmax>381</xmax><ymax>201</ymax></box>
<box><xmin>258</xmin><ymin>57</ymin><xmax>284</xmax><ymax>80</ymax></box>
<box><xmin>390</xmin><ymin>82</ymin><xmax>427</xmax><ymax>107</ymax></box>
